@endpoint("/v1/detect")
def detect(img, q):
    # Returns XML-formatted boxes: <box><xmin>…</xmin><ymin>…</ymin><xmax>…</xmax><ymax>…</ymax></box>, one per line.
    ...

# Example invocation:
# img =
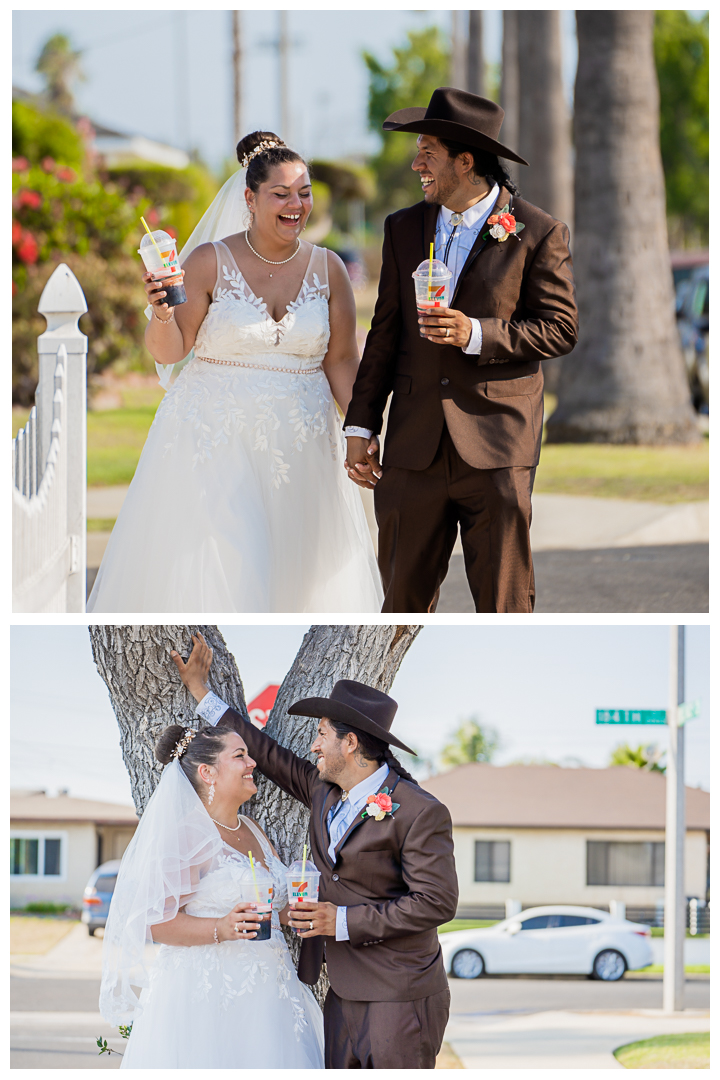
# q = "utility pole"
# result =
<box><xmin>663</xmin><ymin>625</ymin><xmax>685</xmax><ymax>1012</ymax></box>
<box><xmin>467</xmin><ymin>10</ymin><xmax>484</xmax><ymax>97</ymax></box>
<box><xmin>451</xmin><ymin>10</ymin><xmax>467</xmax><ymax>91</ymax></box>
<box><xmin>278</xmin><ymin>10</ymin><xmax>290</xmax><ymax>142</ymax></box>
<box><xmin>232</xmin><ymin>10</ymin><xmax>243</xmax><ymax>146</ymax></box>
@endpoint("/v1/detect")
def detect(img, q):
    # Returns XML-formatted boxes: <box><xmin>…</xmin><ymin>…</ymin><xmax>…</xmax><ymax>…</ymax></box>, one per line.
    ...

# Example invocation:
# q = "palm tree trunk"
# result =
<box><xmin>546</xmin><ymin>11</ymin><xmax>699</xmax><ymax>445</ymax></box>
<box><xmin>517</xmin><ymin>10</ymin><xmax>573</xmax><ymax>227</ymax></box>
<box><xmin>501</xmin><ymin>11</ymin><xmax>520</xmax><ymax>187</ymax></box>
<box><xmin>89</xmin><ymin>623</ymin><xmax>422</xmax><ymax>993</ymax></box>
<box><xmin>467</xmin><ymin>11</ymin><xmax>484</xmax><ymax>97</ymax></box>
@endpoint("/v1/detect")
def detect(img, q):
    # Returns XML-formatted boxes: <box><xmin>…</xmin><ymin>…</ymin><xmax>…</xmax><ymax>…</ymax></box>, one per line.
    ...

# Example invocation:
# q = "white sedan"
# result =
<box><xmin>441</xmin><ymin>905</ymin><xmax>653</xmax><ymax>981</ymax></box>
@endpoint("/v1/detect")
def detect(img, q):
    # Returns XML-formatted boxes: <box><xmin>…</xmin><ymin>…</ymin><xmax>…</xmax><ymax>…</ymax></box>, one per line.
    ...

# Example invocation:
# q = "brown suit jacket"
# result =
<box><xmin>218</xmin><ymin>707</ymin><xmax>458</xmax><ymax>1002</ymax></box>
<box><xmin>345</xmin><ymin>187</ymin><xmax>578</xmax><ymax>470</ymax></box>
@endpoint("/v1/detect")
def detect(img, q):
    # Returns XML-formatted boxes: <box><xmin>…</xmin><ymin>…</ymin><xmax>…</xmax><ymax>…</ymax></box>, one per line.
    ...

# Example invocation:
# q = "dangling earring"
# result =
<box><xmin>243</xmin><ymin>206</ymin><xmax>254</xmax><ymax>230</ymax></box>
<box><xmin>208</xmin><ymin>781</ymin><xmax>215</xmax><ymax>806</ymax></box>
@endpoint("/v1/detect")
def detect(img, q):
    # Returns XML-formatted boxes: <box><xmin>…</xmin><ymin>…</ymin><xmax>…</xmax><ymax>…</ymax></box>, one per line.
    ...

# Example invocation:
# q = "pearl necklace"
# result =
<box><xmin>245</xmin><ymin>231</ymin><xmax>301</xmax><ymax>278</ymax></box>
<box><xmin>210</xmin><ymin>814</ymin><xmax>242</xmax><ymax>832</ymax></box>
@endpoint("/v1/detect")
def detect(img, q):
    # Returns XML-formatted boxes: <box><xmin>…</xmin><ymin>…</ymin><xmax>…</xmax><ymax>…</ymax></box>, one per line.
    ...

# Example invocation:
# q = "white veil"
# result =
<box><xmin>99</xmin><ymin>759</ymin><xmax>223</xmax><ymax>1026</ymax></box>
<box><xmin>151</xmin><ymin>166</ymin><xmax>248</xmax><ymax>389</ymax></box>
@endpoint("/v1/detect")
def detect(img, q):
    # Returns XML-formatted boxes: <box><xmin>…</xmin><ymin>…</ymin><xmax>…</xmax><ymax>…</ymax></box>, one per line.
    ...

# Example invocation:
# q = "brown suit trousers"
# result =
<box><xmin>376</xmin><ymin>424</ymin><xmax>536</xmax><ymax>613</ymax></box>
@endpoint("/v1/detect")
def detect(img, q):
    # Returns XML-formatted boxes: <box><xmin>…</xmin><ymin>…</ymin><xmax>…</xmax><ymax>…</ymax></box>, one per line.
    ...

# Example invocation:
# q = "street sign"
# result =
<box><xmin>678</xmin><ymin>699</ymin><xmax>701</xmax><ymax>726</ymax></box>
<box><xmin>595</xmin><ymin>709</ymin><xmax>667</xmax><ymax>725</ymax></box>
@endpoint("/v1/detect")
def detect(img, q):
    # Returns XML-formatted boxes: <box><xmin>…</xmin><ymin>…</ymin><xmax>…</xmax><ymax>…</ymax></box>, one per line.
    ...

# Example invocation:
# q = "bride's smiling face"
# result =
<box><xmin>198</xmin><ymin>732</ymin><xmax>257</xmax><ymax>805</ymax></box>
<box><xmin>246</xmin><ymin>161</ymin><xmax>313</xmax><ymax>245</ymax></box>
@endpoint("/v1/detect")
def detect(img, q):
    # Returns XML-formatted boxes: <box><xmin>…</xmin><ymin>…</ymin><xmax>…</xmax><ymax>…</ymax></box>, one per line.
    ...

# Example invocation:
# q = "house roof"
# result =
<box><xmin>11</xmin><ymin>790</ymin><xmax>138</xmax><ymax>826</ymax></box>
<box><xmin>421</xmin><ymin>764</ymin><xmax>709</xmax><ymax>830</ymax></box>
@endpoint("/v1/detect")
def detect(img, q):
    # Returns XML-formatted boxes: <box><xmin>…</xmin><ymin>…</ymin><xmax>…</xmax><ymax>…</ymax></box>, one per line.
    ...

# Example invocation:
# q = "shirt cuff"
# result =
<box><xmin>195</xmin><ymin>690</ymin><xmax>229</xmax><ymax>726</ymax></box>
<box><xmin>335</xmin><ymin>906</ymin><xmax>349</xmax><ymax>941</ymax></box>
<box><xmin>344</xmin><ymin>426</ymin><xmax>374</xmax><ymax>439</ymax></box>
<box><xmin>462</xmin><ymin>317</ymin><xmax>483</xmax><ymax>355</ymax></box>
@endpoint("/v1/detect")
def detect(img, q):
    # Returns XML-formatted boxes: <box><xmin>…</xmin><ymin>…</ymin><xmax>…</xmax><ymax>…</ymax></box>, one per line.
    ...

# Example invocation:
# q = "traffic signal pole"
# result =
<box><xmin>663</xmin><ymin>626</ymin><xmax>685</xmax><ymax>1012</ymax></box>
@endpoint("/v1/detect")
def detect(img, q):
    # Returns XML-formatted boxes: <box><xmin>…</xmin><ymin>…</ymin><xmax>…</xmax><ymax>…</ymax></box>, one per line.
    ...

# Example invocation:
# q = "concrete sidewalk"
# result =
<box><xmin>444</xmin><ymin>1007</ymin><xmax>710</xmax><ymax>1069</ymax></box>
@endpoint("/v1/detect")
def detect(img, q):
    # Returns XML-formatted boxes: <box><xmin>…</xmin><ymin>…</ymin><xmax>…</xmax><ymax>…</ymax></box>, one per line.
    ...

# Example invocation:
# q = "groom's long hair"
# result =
<box><xmin>440</xmin><ymin>139</ymin><xmax>521</xmax><ymax>197</ymax></box>
<box><xmin>328</xmin><ymin>720</ymin><xmax>419</xmax><ymax>785</ymax></box>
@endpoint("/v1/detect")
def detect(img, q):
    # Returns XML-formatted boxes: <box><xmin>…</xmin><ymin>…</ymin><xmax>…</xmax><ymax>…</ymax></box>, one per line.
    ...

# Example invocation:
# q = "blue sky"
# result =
<box><xmin>11</xmin><ymin>624</ymin><xmax>710</xmax><ymax>806</ymax></box>
<box><xmin>12</xmin><ymin>8</ymin><xmax>578</xmax><ymax>168</ymax></box>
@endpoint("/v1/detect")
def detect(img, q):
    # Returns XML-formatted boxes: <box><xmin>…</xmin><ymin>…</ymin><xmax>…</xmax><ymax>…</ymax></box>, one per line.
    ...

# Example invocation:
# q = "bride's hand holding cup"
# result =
<box><xmin>143</xmin><ymin>268</ymin><xmax>185</xmax><ymax>322</ymax></box>
<box><xmin>216</xmin><ymin>901</ymin><xmax>261</xmax><ymax>942</ymax></box>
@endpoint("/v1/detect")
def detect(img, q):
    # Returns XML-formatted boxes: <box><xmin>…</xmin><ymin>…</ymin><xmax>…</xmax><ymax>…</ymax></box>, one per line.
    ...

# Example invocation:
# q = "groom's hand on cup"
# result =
<box><xmin>171</xmin><ymin>633</ymin><xmax>213</xmax><ymax>703</ymax></box>
<box><xmin>418</xmin><ymin>306</ymin><xmax>472</xmax><ymax>347</ymax></box>
<box><xmin>345</xmin><ymin>435</ymin><xmax>382</xmax><ymax>490</ymax></box>
<box><xmin>288</xmin><ymin>901</ymin><xmax>337</xmax><ymax>938</ymax></box>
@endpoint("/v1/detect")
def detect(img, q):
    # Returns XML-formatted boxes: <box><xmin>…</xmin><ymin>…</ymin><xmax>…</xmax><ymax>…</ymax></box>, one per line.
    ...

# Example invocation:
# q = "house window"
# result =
<box><xmin>10</xmin><ymin>833</ymin><xmax>66</xmax><ymax>879</ymax></box>
<box><xmin>587</xmin><ymin>841</ymin><xmax>665</xmax><ymax>886</ymax></box>
<box><xmin>474</xmin><ymin>840</ymin><xmax>510</xmax><ymax>882</ymax></box>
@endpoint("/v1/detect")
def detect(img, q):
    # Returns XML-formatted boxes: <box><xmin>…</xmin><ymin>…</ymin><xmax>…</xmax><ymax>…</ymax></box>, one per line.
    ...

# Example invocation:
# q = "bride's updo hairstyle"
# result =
<box><xmin>236</xmin><ymin>130</ymin><xmax>307</xmax><ymax>193</ymax></box>
<box><xmin>155</xmin><ymin>724</ymin><xmax>230</xmax><ymax>801</ymax></box>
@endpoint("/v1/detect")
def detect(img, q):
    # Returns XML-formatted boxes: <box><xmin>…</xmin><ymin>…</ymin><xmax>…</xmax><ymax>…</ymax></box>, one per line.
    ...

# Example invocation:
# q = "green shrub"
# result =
<box><xmin>24</xmin><ymin>901</ymin><xmax>73</xmax><ymax>914</ymax></box>
<box><xmin>12</xmin><ymin>99</ymin><xmax>85</xmax><ymax>169</ymax></box>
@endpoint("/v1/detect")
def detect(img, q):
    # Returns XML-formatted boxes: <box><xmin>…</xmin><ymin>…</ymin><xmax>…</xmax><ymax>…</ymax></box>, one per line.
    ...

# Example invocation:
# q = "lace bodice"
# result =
<box><xmin>184</xmin><ymin>816</ymin><xmax>289</xmax><ymax>927</ymax></box>
<box><xmin>193</xmin><ymin>240</ymin><xmax>331</xmax><ymax>368</ymax></box>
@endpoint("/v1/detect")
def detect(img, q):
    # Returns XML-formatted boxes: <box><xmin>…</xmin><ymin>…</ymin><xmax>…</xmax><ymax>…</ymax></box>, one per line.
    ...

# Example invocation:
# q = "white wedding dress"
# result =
<box><xmin>87</xmin><ymin>241</ymin><xmax>383</xmax><ymax>613</ymax></box>
<box><xmin>120</xmin><ymin>817</ymin><xmax>324</xmax><ymax>1069</ymax></box>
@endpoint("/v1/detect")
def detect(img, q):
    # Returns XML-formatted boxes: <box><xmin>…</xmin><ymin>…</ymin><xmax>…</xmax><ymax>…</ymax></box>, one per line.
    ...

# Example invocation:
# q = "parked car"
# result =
<box><xmin>676</xmin><ymin>263</ymin><xmax>709</xmax><ymax>411</ymax></box>
<box><xmin>81</xmin><ymin>859</ymin><xmax>120</xmax><ymax>936</ymax></box>
<box><xmin>441</xmin><ymin>905</ymin><xmax>653</xmax><ymax>981</ymax></box>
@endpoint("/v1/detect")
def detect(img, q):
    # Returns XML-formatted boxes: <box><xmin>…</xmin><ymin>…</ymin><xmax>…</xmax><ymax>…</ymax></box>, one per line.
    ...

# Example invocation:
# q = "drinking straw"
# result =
<box><xmin>248</xmin><ymin>850</ymin><xmax>261</xmax><ymax>903</ymax></box>
<box><xmin>301</xmin><ymin>844</ymin><xmax>307</xmax><ymax>882</ymax></box>
<box><xmin>140</xmin><ymin>216</ymin><xmax>166</xmax><ymax>264</ymax></box>
<box><xmin>428</xmin><ymin>241</ymin><xmax>434</xmax><ymax>301</ymax></box>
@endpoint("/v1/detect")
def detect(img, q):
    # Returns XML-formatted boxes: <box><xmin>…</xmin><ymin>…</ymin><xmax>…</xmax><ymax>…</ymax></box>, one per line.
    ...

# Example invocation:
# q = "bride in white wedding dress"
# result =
<box><xmin>87</xmin><ymin>130</ymin><xmax>382</xmax><ymax>613</ymax></box>
<box><xmin>101</xmin><ymin>722</ymin><xmax>324</xmax><ymax>1069</ymax></box>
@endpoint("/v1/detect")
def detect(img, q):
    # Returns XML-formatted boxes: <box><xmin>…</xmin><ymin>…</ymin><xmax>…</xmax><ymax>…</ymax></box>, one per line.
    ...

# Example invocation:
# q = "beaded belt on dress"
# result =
<box><xmin>197</xmin><ymin>356</ymin><xmax>323</xmax><ymax>374</ymax></box>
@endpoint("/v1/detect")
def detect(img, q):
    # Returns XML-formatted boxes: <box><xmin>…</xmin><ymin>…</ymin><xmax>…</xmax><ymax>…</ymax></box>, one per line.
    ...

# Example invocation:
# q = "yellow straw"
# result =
<box><xmin>248</xmin><ymin>851</ymin><xmax>261</xmax><ymax>903</ymax></box>
<box><xmin>140</xmin><ymin>216</ymin><xmax>166</xmax><ymax>263</ymax></box>
<box><xmin>428</xmin><ymin>241</ymin><xmax>434</xmax><ymax>301</ymax></box>
<box><xmin>301</xmin><ymin>843</ymin><xmax>307</xmax><ymax>885</ymax></box>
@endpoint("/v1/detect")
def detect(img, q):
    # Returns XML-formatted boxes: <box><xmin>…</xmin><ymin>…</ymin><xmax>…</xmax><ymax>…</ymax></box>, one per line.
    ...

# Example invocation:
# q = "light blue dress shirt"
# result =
<box><xmin>195</xmin><ymin>691</ymin><xmax>390</xmax><ymax>943</ymax></box>
<box><xmin>345</xmin><ymin>183</ymin><xmax>500</xmax><ymax>439</ymax></box>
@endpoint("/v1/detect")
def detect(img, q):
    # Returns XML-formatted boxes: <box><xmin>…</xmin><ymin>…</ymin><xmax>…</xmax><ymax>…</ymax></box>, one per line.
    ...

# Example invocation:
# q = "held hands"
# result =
<box><xmin>143</xmin><ymin>268</ymin><xmax>185</xmax><ymax>322</ymax></box>
<box><xmin>345</xmin><ymin>435</ymin><xmax>382</xmax><ymax>490</ymax></box>
<box><xmin>170</xmin><ymin>633</ymin><xmax>213</xmax><ymax>703</ymax></box>
<box><xmin>288</xmin><ymin>901</ymin><xmax>337</xmax><ymax>939</ymax></box>
<box><xmin>418</xmin><ymin>306</ymin><xmax>472</xmax><ymax>347</ymax></box>
<box><xmin>217</xmin><ymin>902</ymin><xmax>262</xmax><ymax>942</ymax></box>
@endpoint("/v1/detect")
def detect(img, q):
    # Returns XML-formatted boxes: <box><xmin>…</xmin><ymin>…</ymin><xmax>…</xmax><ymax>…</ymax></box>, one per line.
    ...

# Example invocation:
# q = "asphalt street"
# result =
<box><xmin>10</xmin><ymin>972</ymin><xmax>709</xmax><ymax>1069</ymax></box>
<box><xmin>437</xmin><ymin>544</ymin><xmax>709</xmax><ymax>613</ymax></box>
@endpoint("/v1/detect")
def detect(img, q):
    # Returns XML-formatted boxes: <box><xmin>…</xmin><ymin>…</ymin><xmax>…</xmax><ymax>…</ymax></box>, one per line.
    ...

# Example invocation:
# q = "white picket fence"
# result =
<box><xmin>12</xmin><ymin>264</ymin><xmax>87</xmax><ymax>612</ymax></box>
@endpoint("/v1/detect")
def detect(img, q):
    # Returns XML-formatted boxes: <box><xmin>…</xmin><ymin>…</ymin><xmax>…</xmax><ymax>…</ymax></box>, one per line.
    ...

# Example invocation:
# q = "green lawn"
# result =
<box><xmin>14</xmin><ymin>388</ymin><xmax>709</xmax><ymax>502</ymax></box>
<box><xmin>614</xmin><ymin>1032</ymin><xmax>709</xmax><ymax>1069</ymax></box>
<box><xmin>636</xmin><ymin>964</ymin><xmax>709</xmax><ymax>975</ymax></box>
<box><xmin>438</xmin><ymin>919</ymin><xmax>499</xmax><ymax>934</ymax></box>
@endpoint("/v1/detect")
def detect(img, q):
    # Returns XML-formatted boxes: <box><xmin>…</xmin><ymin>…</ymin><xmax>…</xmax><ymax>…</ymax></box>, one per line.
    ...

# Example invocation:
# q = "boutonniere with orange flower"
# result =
<box><xmin>483</xmin><ymin>204</ymin><xmax>525</xmax><ymax>243</ymax></box>
<box><xmin>361</xmin><ymin>787</ymin><xmax>400</xmax><ymax>822</ymax></box>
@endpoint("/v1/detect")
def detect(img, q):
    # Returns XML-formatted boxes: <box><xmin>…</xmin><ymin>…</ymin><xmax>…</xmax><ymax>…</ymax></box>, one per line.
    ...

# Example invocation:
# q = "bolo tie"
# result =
<box><xmin>441</xmin><ymin>211</ymin><xmax>464</xmax><ymax>268</ymax></box>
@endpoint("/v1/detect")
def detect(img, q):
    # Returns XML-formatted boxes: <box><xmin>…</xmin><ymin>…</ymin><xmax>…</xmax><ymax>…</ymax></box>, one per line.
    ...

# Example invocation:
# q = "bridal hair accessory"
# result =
<box><xmin>207</xmin><ymin>780</ymin><xmax>215</xmax><ymax>806</ymax></box>
<box><xmin>238</xmin><ymin>139</ymin><xmax>284</xmax><ymax>167</ymax></box>
<box><xmin>171</xmin><ymin>730</ymin><xmax>197</xmax><ymax>760</ymax></box>
<box><xmin>362</xmin><ymin>788</ymin><xmax>399</xmax><ymax>822</ymax></box>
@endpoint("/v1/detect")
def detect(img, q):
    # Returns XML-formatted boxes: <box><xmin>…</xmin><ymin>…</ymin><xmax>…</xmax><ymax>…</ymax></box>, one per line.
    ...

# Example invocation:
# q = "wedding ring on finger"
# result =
<box><xmin>310</xmin><ymin>921</ymin><xmax>314</xmax><ymax>931</ymax></box>
<box><xmin>445</xmin><ymin>327</ymin><xmax>450</xmax><ymax>337</ymax></box>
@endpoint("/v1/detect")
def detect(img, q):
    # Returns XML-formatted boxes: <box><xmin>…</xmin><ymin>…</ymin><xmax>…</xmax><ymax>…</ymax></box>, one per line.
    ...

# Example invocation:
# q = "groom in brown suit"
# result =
<box><xmin>174</xmin><ymin>638</ymin><xmax>458</xmax><ymax>1069</ymax></box>
<box><xmin>345</xmin><ymin>88</ymin><xmax>579</xmax><ymax>613</ymax></box>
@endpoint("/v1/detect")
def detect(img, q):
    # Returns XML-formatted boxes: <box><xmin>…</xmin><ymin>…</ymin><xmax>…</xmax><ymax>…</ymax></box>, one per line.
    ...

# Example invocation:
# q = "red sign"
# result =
<box><xmin>247</xmin><ymin>684</ymin><xmax>280</xmax><ymax>729</ymax></box>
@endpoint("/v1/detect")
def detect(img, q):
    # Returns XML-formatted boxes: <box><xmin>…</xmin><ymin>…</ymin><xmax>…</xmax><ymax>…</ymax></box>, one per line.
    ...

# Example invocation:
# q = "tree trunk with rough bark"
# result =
<box><xmin>89</xmin><ymin>623</ymin><xmax>422</xmax><ymax>996</ymax></box>
<box><xmin>517</xmin><ymin>10</ymin><xmax>573</xmax><ymax>227</ymax></box>
<box><xmin>546</xmin><ymin>10</ymin><xmax>700</xmax><ymax>445</ymax></box>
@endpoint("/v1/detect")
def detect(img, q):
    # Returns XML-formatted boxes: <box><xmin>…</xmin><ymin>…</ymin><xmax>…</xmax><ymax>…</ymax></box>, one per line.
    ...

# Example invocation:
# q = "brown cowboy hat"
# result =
<box><xmin>383</xmin><ymin>86</ymin><xmax>529</xmax><ymax>167</ymax></box>
<box><xmin>288</xmin><ymin>679</ymin><xmax>417</xmax><ymax>756</ymax></box>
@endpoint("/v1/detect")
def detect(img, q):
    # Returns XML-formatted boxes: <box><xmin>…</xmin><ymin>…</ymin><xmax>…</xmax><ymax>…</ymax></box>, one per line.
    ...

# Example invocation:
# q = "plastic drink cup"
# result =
<box><xmin>138</xmin><ymin>229</ymin><xmax>187</xmax><ymax>307</ymax></box>
<box><xmin>412</xmin><ymin>258</ymin><xmax>453</xmax><ymax>313</ymax></box>
<box><xmin>237</xmin><ymin>874</ymin><xmax>273</xmax><ymax>941</ymax></box>
<box><xmin>285</xmin><ymin>859</ymin><xmax>321</xmax><ymax>907</ymax></box>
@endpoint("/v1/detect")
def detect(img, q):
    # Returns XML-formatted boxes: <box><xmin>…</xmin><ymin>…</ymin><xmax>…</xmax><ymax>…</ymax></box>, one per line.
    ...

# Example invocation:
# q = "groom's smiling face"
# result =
<box><xmin>412</xmin><ymin>135</ymin><xmax>463</xmax><ymax>205</ymax></box>
<box><xmin>311</xmin><ymin>719</ymin><xmax>347</xmax><ymax>783</ymax></box>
